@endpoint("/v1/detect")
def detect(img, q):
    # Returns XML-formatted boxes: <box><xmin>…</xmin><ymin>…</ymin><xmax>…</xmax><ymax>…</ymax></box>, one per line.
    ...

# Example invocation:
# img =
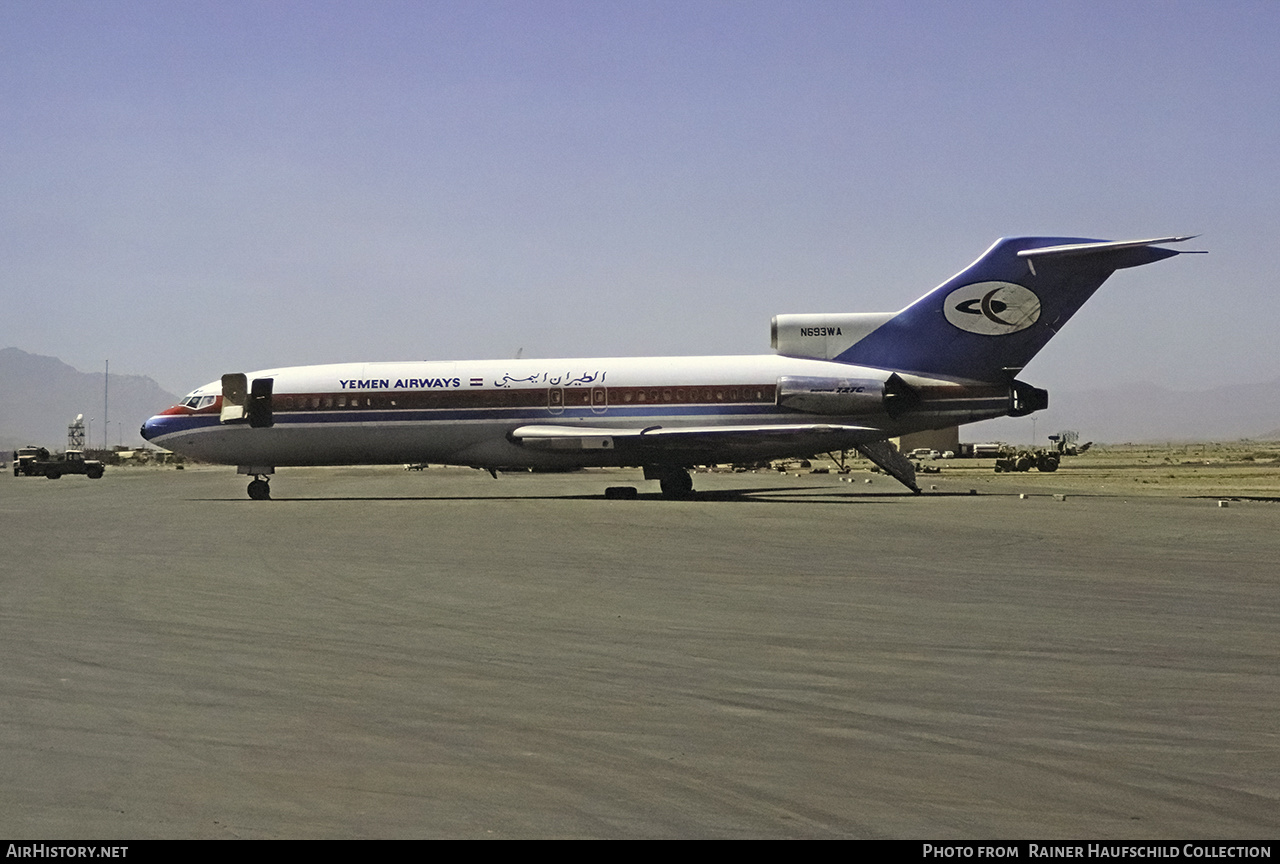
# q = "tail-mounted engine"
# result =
<box><xmin>771</xmin><ymin>313</ymin><xmax>895</xmax><ymax>361</ymax></box>
<box><xmin>777</xmin><ymin>374</ymin><xmax>919</xmax><ymax>419</ymax></box>
<box><xmin>1008</xmin><ymin>379</ymin><xmax>1049</xmax><ymax>417</ymax></box>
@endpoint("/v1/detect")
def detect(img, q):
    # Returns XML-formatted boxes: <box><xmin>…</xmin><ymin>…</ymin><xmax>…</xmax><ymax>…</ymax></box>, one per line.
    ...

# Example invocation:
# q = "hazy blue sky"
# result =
<box><xmin>3</xmin><ymin>1</ymin><xmax>1277</xmax><ymax>397</ymax></box>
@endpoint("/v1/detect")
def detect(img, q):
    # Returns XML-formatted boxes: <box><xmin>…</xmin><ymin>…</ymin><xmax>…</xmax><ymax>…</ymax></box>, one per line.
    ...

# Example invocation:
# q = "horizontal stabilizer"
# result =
<box><xmin>1017</xmin><ymin>236</ymin><xmax>1201</xmax><ymax>260</ymax></box>
<box><xmin>1017</xmin><ymin>236</ymin><xmax>1204</xmax><ymax>275</ymax></box>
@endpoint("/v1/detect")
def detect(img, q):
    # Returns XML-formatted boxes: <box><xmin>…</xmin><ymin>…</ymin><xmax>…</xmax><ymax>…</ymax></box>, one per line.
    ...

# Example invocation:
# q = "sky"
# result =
<box><xmin>2</xmin><ymin>0</ymin><xmax>1278</xmax><ymax>399</ymax></box>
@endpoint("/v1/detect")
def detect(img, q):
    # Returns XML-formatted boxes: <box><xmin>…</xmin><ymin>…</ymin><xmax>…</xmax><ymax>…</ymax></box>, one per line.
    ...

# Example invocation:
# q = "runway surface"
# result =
<box><xmin>2</xmin><ymin>465</ymin><xmax>1277</xmax><ymax>838</ymax></box>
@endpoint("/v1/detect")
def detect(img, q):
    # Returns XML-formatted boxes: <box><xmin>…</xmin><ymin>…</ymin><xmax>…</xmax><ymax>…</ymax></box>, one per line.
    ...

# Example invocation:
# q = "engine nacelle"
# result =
<box><xmin>771</xmin><ymin>312</ymin><xmax>895</xmax><ymax>361</ymax></box>
<box><xmin>777</xmin><ymin>375</ymin><xmax>918</xmax><ymax>418</ymax></box>
<box><xmin>1008</xmin><ymin>380</ymin><xmax>1049</xmax><ymax>417</ymax></box>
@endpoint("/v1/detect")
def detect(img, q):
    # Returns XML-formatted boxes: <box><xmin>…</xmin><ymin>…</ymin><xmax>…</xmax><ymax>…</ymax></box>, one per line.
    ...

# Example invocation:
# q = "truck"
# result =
<box><xmin>12</xmin><ymin>447</ymin><xmax>105</xmax><ymax>479</ymax></box>
<box><xmin>991</xmin><ymin>435</ymin><xmax>1092</xmax><ymax>474</ymax></box>
<box><xmin>993</xmin><ymin>448</ymin><xmax>1060</xmax><ymax>473</ymax></box>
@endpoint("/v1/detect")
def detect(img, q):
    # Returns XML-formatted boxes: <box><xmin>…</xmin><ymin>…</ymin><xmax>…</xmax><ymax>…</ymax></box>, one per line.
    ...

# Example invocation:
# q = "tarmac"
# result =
<box><xmin>1</xmin><ymin>464</ymin><xmax>1277</xmax><ymax>838</ymax></box>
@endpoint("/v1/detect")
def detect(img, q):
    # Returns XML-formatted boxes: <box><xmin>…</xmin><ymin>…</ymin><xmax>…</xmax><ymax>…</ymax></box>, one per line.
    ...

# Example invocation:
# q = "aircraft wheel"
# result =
<box><xmin>247</xmin><ymin>478</ymin><xmax>271</xmax><ymax>500</ymax></box>
<box><xmin>659</xmin><ymin>470</ymin><xmax>693</xmax><ymax>499</ymax></box>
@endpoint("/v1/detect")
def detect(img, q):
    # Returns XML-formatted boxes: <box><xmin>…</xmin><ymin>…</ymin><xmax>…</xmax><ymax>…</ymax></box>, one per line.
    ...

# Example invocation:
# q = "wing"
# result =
<box><xmin>510</xmin><ymin>422</ymin><xmax>879</xmax><ymax>455</ymax></box>
<box><xmin>511</xmin><ymin>422</ymin><xmax>927</xmax><ymax>491</ymax></box>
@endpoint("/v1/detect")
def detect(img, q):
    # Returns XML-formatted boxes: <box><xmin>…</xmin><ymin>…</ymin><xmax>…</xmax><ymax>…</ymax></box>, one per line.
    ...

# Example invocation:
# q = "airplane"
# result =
<box><xmin>141</xmin><ymin>235</ymin><xmax>1200</xmax><ymax>500</ymax></box>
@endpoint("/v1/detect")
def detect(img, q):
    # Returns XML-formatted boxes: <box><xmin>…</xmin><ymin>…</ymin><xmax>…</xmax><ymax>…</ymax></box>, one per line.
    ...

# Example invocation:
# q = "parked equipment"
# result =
<box><xmin>12</xmin><ymin>447</ymin><xmax>105</xmax><ymax>479</ymax></box>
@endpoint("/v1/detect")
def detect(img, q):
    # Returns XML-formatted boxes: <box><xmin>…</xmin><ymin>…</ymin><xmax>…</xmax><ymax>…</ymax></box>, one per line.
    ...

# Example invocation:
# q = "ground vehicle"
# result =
<box><xmin>994</xmin><ymin>448</ymin><xmax>1060</xmax><ymax>473</ymax></box>
<box><xmin>991</xmin><ymin>433</ymin><xmax>1093</xmax><ymax>473</ymax></box>
<box><xmin>967</xmin><ymin>443</ymin><xmax>1003</xmax><ymax>458</ymax></box>
<box><xmin>12</xmin><ymin>447</ymin><xmax>105</xmax><ymax>479</ymax></box>
<box><xmin>1048</xmin><ymin>432</ymin><xmax>1092</xmax><ymax>456</ymax></box>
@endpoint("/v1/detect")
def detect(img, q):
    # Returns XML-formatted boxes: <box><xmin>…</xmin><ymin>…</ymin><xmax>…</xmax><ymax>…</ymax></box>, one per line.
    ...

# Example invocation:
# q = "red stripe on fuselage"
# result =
<box><xmin>157</xmin><ymin>397</ymin><xmax>224</xmax><ymax>416</ymax></box>
<box><xmin>271</xmin><ymin>383</ymin><xmax>778</xmax><ymax>413</ymax></box>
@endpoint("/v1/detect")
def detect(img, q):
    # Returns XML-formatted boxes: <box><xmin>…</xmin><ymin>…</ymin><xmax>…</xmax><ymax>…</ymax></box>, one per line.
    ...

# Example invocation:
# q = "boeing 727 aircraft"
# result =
<box><xmin>142</xmin><ymin>236</ymin><xmax>1199</xmax><ymax>499</ymax></box>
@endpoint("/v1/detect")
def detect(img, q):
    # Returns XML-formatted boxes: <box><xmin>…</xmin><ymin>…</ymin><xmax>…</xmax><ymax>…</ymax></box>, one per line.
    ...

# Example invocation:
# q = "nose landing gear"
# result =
<box><xmin>238</xmin><ymin>465</ymin><xmax>275</xmax><ymax>500</ymax></box>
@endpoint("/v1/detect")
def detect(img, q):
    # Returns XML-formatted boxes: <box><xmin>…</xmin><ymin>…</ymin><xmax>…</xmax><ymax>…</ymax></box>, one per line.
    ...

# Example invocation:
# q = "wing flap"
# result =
<box><xmin>511</xmin><ymin>423</ymin><xmax>876</xmax><ymax>452</ymax></box>
<box><xmin>509</xmin><ymin>425</ymin><xmax>624</xmax><ymax>451</ymax></box>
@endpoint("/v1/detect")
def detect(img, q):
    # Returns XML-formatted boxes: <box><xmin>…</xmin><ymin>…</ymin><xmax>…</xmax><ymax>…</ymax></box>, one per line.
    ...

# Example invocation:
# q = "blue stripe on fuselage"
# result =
<box><xmin>143</xmin><ymin>403</ymin><xmax>786</xmax><ymax>440</ymax></box>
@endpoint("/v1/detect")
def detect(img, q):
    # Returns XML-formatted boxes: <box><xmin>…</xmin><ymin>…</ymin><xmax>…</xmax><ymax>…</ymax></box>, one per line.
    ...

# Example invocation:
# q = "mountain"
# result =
<box><xmin>968</xmin><ymin>378</ymin><xmax>1280</xmax><ymax>444</ymax></box>
<box><xmin>0</xmin><ymin>348</ymin><xmax>179</xmax><ymax>452</ymax></box>
<box><xmin>4</xmin><ymin>347</ymin><xmax>1276</xmax><ymax>452</ymax></box>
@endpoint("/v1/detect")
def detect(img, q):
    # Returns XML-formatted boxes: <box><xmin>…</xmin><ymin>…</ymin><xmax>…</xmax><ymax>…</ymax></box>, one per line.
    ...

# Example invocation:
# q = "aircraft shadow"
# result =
<box><xmin>191</xmin><ymin>485</ymin><xmax>962</xmax><ymax>505</ymax></box>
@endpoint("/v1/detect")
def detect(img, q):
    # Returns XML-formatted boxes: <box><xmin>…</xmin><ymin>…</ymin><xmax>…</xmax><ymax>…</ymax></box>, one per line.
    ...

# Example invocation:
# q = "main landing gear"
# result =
<box><xmin>247</xmin><ymin>475</ymin><xmax>271</xmax><ymax>500</ymax></box>
<box><xmin>644</xmin><ymin>465</ymin><xmax>694</xmax><ymax>499</ymax></box>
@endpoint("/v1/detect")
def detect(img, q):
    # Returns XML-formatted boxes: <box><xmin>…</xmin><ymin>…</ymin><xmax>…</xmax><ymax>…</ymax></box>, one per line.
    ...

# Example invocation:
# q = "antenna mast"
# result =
<box><xmin>68</xmin><ymin>414</ymin><xmax>85</xmax><ymax>449</ymax></box>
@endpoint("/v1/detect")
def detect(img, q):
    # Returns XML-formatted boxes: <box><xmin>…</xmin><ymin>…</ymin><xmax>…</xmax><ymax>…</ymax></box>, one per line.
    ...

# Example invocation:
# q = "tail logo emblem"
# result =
<box><xmin>944</xmin><ymin>282</ymin><xmax>1041</xmax><ymax>335</ymax></box>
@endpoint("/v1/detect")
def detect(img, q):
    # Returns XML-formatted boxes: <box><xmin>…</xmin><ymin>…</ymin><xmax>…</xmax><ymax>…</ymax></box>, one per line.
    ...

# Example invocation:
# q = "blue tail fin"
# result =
<box><xmin>833</xmin><ymin>236</ymin><xmax>1198</xmax><ymax>381</ymax></box>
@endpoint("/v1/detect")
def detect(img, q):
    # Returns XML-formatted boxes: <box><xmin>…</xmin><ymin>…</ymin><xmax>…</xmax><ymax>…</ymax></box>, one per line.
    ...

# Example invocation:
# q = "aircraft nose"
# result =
<box><xmin>141</xmin><ymin>416</ymin><xmax>160</xmax><ymax>442</ymax></box>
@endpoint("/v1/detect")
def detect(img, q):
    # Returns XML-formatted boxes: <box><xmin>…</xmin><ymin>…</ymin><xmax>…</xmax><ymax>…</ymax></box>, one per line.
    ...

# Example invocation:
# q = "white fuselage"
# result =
<box><xmin>142</xmin><ymin>354</ymin><xmax>1009</xmax><ymax>470</ymax></box>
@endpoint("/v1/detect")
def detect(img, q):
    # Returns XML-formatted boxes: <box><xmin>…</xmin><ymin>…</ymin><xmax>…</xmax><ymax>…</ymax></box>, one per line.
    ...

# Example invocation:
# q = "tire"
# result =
<box><xmin>46</xmin><ymin>472</ymin><xmax>61</xmax><ymax>480</ymax></box>
<box><xmin>659</xmin><ymin>471</ymin><xmax>693</xmax><ymax>498</ymax></box>
<box><xmin>88</xmin><ymin>468</ymin><xmax>104</xmax><ymax>479</ymax></box>
<box><xmin>247</xmin><ymin>479</ymin><xmax>271</xmax><ymax>500</ymax></box>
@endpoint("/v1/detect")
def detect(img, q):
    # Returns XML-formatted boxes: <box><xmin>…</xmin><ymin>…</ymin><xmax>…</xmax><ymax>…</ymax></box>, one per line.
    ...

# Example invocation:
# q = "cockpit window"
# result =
<box><xmin>182</xmin><ymin>395</ymin><xmax>217</xmax><ymax>410</ymax></box>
